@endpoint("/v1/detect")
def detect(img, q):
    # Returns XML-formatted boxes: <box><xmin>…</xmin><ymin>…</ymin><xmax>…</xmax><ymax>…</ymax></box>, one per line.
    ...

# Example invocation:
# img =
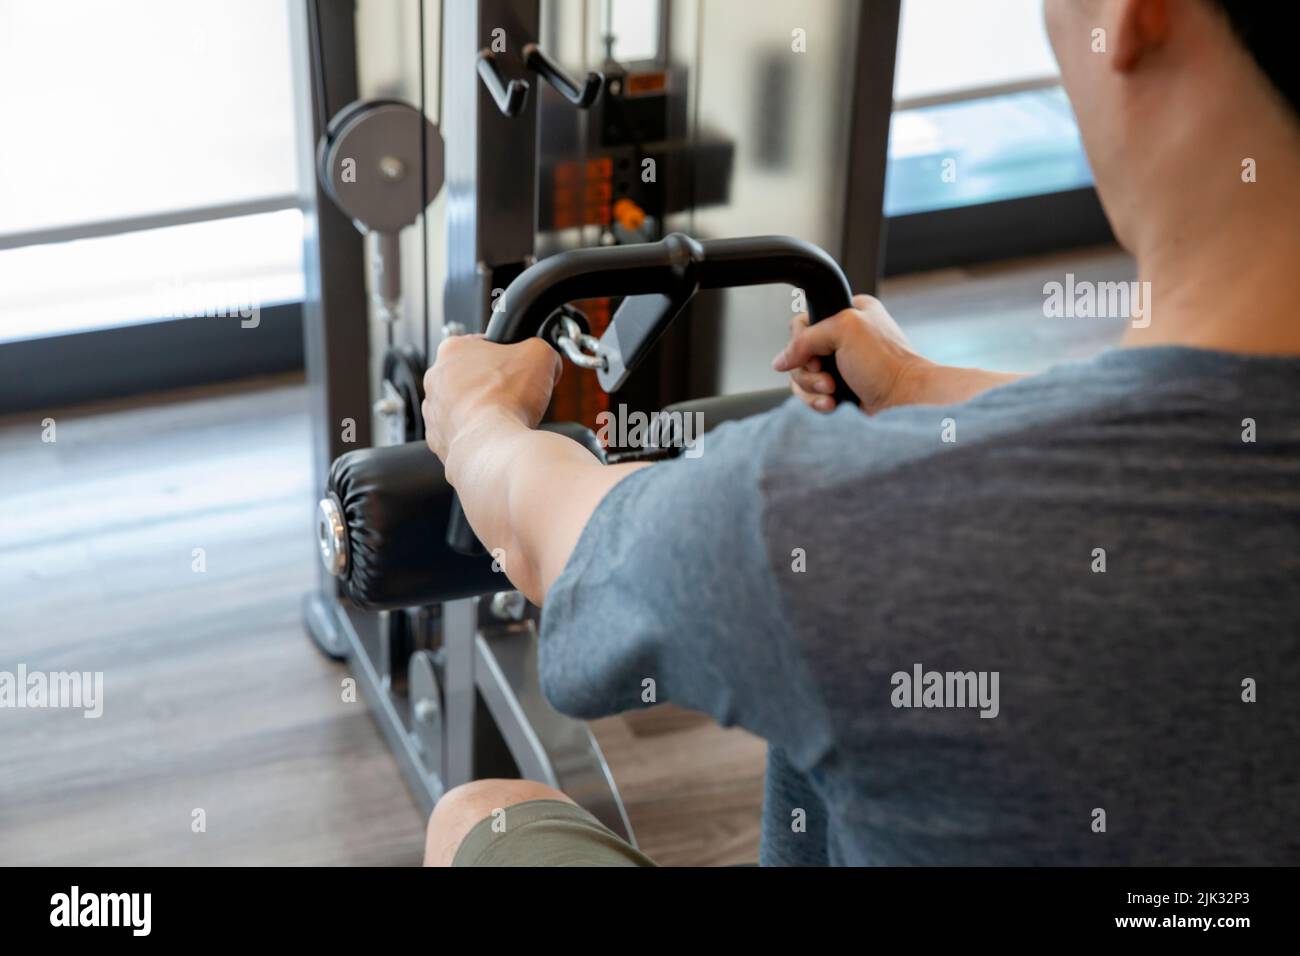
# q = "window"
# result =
<box><xmin>604</xmin><ymin>0</ymin><xmax>660</xmax><ymax>64</ymax></box>
<box><xmin>887</xmin><ymin>87</ymin><xmax>1091</xmax><ymax>216</ymax></box>
<box><xmin>883</xmin><ymin>0</ymin><xmax>1108</xmax><ymax>272</ymax></box>
<box><xmin>0</xmin><ymin>0</ymin><xmax>304</xmax><ymax>345</ymax></box>
<box><xmin>888</xmin><ymin>0</ymin><xmax>1089</xmax><ymax>216</ymax></box>
<box><xmin>2</xmin><ymin>212</ymin><xmax>304</xmax><ymax>342</ymax></box>
<box><xmin>894</xmin><ymin>0</ymin><xmax>1058</xmax><ymax>104</ymax></box>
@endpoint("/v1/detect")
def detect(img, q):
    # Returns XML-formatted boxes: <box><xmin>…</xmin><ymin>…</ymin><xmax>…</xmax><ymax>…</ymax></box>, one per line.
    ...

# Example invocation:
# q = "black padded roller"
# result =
<box><xmin>326</xmin><ymin>424</ymin><xmax>605</xmax><ymax>610</ymax></box>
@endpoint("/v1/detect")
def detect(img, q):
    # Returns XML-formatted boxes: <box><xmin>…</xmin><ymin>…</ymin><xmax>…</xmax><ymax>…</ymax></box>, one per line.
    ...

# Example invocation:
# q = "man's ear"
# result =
<box><xmin>1111</xmin><ymin>0</ymin><xmax>1171</xmax><ymax>72</ymax></box>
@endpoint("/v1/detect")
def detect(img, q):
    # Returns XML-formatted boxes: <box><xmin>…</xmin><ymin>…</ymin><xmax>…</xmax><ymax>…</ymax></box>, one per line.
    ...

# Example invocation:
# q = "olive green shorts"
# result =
<box><xmin>451</xmin><ymin>799</ymin><xmax>657</xmax><ymax>867</ymax></box>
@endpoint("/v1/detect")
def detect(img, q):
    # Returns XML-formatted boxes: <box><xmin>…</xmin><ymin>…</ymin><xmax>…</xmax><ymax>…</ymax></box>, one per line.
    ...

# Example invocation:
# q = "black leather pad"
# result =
<box><xmin>660</xmin><ymin>388</ymin><xmax>790</xmax><ymax>435</ymax></box>
<box><xmin>329</xmin><ymin>440</ymin><xmax>501</xmax><ymax>610</ymax></box>
<box><xmin>328</xmin><ymin>423</ymin><xmax>605</xmax><ymax>610</ymax></box>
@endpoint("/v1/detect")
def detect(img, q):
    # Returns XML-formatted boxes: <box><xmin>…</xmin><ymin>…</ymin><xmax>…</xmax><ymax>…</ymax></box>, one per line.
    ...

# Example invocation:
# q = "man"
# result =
<box><xmin>421</xmin><ymin>0</ymin><xmax>1300</xmax><ymax>866</ymax></box>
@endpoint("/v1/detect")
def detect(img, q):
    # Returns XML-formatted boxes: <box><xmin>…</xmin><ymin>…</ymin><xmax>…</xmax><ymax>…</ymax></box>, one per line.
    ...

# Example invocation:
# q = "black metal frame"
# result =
<box><xmin>841</xmin><ymin>0</ymin><xmax>902</xmax><ymax>295</ymax></box>
<box><xmin>882</xmin><ymin>185</ymin><xmax>1114</xmax><ymax>277</ymax></box>
<box><xmin>300</xmin><ymin>0</ymin><xmax>371</xmax><ymax>473</ymax></box>
<box><xmin>443</xmin><ymin>0</ymin><xmax>541</xmax><ymax>332</ymax></box>
<box><xmin>301</xmin><ymin>0</ymin><xmax>638</xmax><ymax>842</ymax></box>
<box><xmin>0</xmin><ymin>304</ymin><xmax>304</xmax><ymax>414</ymax></box>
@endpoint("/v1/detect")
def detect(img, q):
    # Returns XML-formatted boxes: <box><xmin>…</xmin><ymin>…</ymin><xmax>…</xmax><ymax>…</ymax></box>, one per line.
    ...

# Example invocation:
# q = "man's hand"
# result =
<box><xmin>772</xmin><ymin>293</ymin><xmax>1026</xmax><ymax>413</ymax></box>
<box><xmin>772</xmin><ymin>294</ymin><xmax>931</xmax><ymax>415</ymax></box>
<box><xmin>421</xmin><ymin>335</ymin><xmax>562</xmax><ymax>463</ymax></box>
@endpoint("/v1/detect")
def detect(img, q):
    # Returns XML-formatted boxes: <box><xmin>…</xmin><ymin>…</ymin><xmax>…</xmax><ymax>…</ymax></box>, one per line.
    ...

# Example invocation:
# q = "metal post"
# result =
<box><xmin>443</xmin><ymin>0</ymin><xmax>542</xmax><ymax>334</ymax></box>
<box><xmin>296</xmin><ymin>0</ymin><xmax>372</xmax><ymax>661</ymax></box>
<box><xmin>840</xmin><ymin>0</ymin><xmax>901</xmax><ymax>295</ymax></box>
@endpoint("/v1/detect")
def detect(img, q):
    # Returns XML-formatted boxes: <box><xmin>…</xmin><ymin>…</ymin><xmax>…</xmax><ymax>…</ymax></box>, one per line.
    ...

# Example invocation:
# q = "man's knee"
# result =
<box><xmin>424</xmin><ymin>778</ymin><xmax>573</xmax><ymax>866</ymax></box>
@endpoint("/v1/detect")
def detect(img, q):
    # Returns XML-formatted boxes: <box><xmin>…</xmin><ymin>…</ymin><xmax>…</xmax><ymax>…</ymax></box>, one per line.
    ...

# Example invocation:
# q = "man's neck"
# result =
<box><xmin>1122</xmin><ymin>118</ymin><xmax>1300</xmax><ymax>357</ymax></box>
<box><xmin>1126</xmin><ymin>222</ymin><xmax>1300</xmax><ymax>358</ymax></box>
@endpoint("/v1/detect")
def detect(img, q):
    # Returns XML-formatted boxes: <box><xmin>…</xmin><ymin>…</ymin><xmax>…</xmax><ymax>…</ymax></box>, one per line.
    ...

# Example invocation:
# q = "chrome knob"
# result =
<box><xmin>317</xmin><ymin>495</ymin><xmax>348</xmax><ymax>577</ymax></box>
<box><xmin>489</xmin><ymin>590</ymin><xmax>527</xmax><ymax>621</ymax></box>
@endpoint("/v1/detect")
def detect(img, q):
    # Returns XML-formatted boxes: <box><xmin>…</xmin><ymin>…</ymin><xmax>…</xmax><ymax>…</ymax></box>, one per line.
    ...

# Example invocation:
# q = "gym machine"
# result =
<box><xmin>297</xmin><ymin>0</ymin><xmax>899</xmax><ymax>843</ymax></box>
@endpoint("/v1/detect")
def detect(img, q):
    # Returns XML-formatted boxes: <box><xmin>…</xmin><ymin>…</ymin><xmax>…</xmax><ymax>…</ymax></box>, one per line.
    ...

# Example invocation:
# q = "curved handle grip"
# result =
<box><xmin>486</xmin><ymin>234</ymin><xmax>851</xmax><ymax>339</ymax></box>
<box><xmin>483</xmin><ymin>233</ymin><xmax>856</xmax><ymax>399</ymax></box>
<box><xmin>476</xmin><ymin>50</ymin><xmax>529</xmax><ymax>117</ymax></box>
<box><xmin>447</xmin><ymin>233</ymin><xmax>858</xmax><ymax>555</ymax></box>
<box><xmin>524</xmin><ymin>43</ymin><xmax>603</xmax><ymax>109</ymax></box>
<box><xmin>696</xmin><ymin>236</ymin><xmax>856</xmax><ymax>402</ymax></box>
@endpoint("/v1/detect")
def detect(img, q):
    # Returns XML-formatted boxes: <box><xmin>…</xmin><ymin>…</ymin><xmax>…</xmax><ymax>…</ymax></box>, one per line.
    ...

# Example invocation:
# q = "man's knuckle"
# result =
<box><xmin>520</xmin><ymin>338</ymin><xmax>552</xmax><ymax>362</ymax></box>
<box><xmin>820</xmin><ymin>312</ymin><xmax>847</xmax><ymax>335</ymax></box>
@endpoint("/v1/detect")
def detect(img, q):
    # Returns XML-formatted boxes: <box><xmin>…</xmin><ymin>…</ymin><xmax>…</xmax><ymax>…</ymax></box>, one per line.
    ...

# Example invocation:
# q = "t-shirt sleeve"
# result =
<box><xmin>537</xmin><ymin>406</ymin><xmax>830</xmax><ymax>753</ymax></box>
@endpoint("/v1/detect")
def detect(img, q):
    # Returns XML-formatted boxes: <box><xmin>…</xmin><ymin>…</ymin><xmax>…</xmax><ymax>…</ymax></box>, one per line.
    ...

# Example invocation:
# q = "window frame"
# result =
<box><xmin>883</xmin><ymin>185</ymin><xmax>1113</xmax><ymax>277</ymax></box>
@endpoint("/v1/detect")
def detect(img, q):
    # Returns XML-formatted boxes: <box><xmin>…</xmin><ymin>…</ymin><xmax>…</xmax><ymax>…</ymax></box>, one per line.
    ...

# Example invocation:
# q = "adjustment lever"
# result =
<box><xmin>523</xmin><ymin>43</ymin><xmax>603</xmax><ymax>109</ymax></box>
<box><xmin>477</xmin><ymin>50</ymin><xmax>529</xmax><ymax>117</ymax></box>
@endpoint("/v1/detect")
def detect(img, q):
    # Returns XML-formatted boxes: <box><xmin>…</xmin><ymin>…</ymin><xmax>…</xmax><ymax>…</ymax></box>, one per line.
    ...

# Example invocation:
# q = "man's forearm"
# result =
<box><xmin>443</xmin><ymin>411</ymin><xmax>646</xmax><ymax>605</ymax></box>
<box><xmin>892</xmin><ymin>360</ymin><xmax>1027</xmax><ymax>408</ymax></box>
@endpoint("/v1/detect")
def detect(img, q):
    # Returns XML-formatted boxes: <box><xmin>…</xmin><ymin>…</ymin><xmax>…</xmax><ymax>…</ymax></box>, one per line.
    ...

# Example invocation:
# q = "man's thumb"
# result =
<box><xmin>772</xmin><ymin>313</ymin><xmax>845</xmax><ymax>371</ymax></box>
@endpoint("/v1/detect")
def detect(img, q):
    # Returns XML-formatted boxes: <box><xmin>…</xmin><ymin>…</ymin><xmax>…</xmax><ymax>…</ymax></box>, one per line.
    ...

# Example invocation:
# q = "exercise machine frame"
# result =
<box><xmin>296</xmin><ymin>0</ymin><xmax>899</xmax><ymax>842</ymax></box>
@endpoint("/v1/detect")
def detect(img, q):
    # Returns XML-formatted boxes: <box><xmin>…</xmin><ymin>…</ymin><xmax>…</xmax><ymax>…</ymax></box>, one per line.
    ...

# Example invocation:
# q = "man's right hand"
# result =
<box><xmin>772</xmin><ymin>294</ymin><xmax>931</xmax><ymax>415</ymax></box>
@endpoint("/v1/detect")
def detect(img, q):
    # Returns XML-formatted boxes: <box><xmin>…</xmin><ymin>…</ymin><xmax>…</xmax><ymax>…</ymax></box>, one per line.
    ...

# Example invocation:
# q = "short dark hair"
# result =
<box><xmin>1205</xmin><ymin>1</ymin><xmax>1299</xmax><ymax>118</ymax></box>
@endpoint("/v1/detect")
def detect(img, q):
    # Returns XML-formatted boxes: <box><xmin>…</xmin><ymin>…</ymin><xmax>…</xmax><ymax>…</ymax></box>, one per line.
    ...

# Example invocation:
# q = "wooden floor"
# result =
<box><xmin>0</xmin><ymin>245</ymin><xmax>1131</xmax><ymax>866</ymax></box>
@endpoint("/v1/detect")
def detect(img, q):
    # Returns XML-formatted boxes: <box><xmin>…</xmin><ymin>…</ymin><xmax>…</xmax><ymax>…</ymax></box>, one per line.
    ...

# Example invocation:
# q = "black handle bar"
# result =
<box><xmin>488</xmin><ymin>234</ymin><xmax>850</xmax><ymax>346</ymax></box>
<box><xmin>448</xmin><ymin>232</ymin><xmax>856</xmax><ymax>554</ymax></box>
<box><xmin>523</xmin><ymin>43</ymin><xmax>603</xmax><ymax>109</ymax></box>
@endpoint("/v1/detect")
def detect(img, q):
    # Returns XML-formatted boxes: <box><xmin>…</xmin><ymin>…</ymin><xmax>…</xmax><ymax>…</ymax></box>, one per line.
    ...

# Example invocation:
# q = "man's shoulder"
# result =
<box><xmin>751</xmin><ymin>360</ymin><xmax>1107</xmax><ymax>491</ymax></box>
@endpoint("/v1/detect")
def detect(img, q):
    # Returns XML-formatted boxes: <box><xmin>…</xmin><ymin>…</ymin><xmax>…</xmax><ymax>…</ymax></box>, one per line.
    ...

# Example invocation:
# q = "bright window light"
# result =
<box><xmin>0</xmin><ymin>0</ymin><xmax>303</xmax><ymax>341</ymax></box>
<box><xmin>887</xmin><ymin>0</ymin><xmax>1091</xmax><ymax>216</ymax></box>
<box><xmin>0</xmin><ymin>211</ymin><xmax>305</xmax><ymax>344</ymax></box>
<box><xmin>603</xmin><ymin>0</ymin><xmax>660</xmax><ymax>63</ymax></box>
<box><xmin>894</xmin><ymin>0</ymin><xmax>1058</xmax><ymax>103</ymax></box>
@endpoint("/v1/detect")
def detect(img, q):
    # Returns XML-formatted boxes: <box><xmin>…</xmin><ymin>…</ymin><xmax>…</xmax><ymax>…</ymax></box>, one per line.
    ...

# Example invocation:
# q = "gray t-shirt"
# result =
<box><xmin>539</xmin><ymin>346</ymin><xmax>1300</xmax><ymax>865</ymax></box>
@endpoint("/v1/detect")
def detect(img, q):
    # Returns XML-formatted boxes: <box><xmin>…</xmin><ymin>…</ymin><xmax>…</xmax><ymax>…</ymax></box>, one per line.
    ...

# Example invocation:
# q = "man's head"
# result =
<box><xmin>1043</xmin><ymin>0</ymin><xmax>1300</xmax><ymax>256</ymax></box>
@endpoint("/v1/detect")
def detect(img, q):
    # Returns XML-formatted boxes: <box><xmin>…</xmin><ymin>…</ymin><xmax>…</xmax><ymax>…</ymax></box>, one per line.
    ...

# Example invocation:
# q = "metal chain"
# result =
<box><xmin>552</xmin><ymin>314</ymin><xmax>608</xmax><ymax>370</ymax></box>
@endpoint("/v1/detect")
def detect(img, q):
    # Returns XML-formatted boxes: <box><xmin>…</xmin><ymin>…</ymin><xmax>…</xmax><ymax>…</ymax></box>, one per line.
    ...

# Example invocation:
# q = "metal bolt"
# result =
<box><xmin>317</xmin><ymin>497</ymin><xmax>348</xmax><ymax>577</ymax></box>
<box><xmin>375</xmin><ymin>296</ymin><xmax>401</xmax><ymax>324</ymax></box>
<box><xmin>373</xmin><ymin>396</ymin><xmax>403</xmax><ymax>418</ymax></box>
<box><xmin>489</xmin><ymin>590</ymin><xmax>527</xmax><ymax>621</ymax></box>
<box><xmin>378</xmin><ymin>155</ymin><xmax>406</xmax><ymax>180</ymax></box>
<box><xmin>414</xmin><ymin>697</ymin><xmax>438</xmax><ymax>723</ymax></box>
